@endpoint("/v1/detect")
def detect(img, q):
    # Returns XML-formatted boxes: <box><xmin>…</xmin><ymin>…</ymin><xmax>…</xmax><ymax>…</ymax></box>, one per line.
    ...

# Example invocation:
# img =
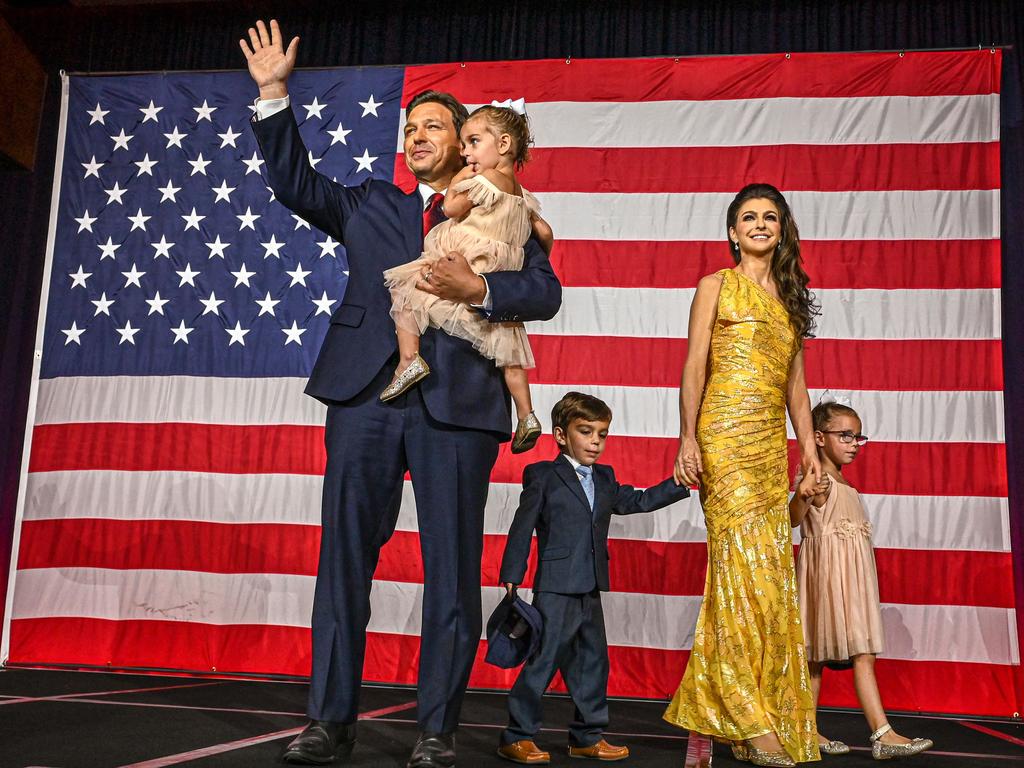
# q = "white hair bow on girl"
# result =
<box><xmin>490</xmin><ymin>97</ymin><xmax>527</xmax><ymax>115</ymax></box>
<box><xmin>816</xmin><ymin>389</ymin><xmax>852</xmax><ymax>407</ymax></box>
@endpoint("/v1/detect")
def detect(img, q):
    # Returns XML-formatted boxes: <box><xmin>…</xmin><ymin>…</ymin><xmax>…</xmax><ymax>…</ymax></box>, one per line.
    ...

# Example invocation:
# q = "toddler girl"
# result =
<box><xmin>380</xmin><ymin>102</ymin><xmax>551</xmax><ymax>453</ymax></box>
<box><xmin>790</xmin><ymin>400</ymin><xmax>933</xmax><ymax>761</ymax></box>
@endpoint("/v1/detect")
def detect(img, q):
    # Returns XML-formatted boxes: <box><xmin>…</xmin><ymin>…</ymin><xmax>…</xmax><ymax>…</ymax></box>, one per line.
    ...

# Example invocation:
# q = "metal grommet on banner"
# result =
<box><xmin>785</xmin><ymin>53</ymin><xmax>791</xmax><ymax>60</ymax></box>
<box><xmin>566</xmin><ymin>56</ymin><xmax>571</xmax><ymax>65</ymax></box>
<box><xmin>899</xmin><ymin>50</ymin><xmax>905</xmax><ymax>58</ymax></box>
<box><xmin>460</xmin><ymin>62</ymin><xmax>466</xmax><ymax>68</ymax></box>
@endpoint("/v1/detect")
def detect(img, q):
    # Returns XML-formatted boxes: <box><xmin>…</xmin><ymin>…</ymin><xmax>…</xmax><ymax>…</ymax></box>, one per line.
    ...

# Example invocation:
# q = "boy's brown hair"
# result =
<box><xmin>551</xmin><ymin>392</ymin><xmax>612</xmax><ymax>451</ymax></box>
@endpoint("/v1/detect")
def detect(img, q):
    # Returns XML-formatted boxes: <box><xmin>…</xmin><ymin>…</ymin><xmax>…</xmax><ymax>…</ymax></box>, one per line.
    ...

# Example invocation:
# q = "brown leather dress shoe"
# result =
<box><xmin>497</xmin><ymin>739</ymin><xmax>552</xmax><ymax>764</ymax></box>
<box><xmin>568</xmin><ymin>738</ymin><xmax>629</xmax><ymax>761</ymax></box>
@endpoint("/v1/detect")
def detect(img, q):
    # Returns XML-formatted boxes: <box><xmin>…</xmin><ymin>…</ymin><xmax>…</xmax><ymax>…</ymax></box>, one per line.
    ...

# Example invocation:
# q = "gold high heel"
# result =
<box><xmin>730</xmin><ymin>741</ymin><xmax>751</xmax><ymax>761</ymax></box>
<box><xmin>870</xmin><ymin>724</ymin><xmax>933</xmax><ymax>761</ymax></box>
<box><xmin>380</xmin><ymin>353</ymin><xmax>430</xmax><ymax>402</ymax></box>
<box><xmin>746</xmin><ymin>742</ymin><xmax>795</xmax><ymax>767</ymax></box>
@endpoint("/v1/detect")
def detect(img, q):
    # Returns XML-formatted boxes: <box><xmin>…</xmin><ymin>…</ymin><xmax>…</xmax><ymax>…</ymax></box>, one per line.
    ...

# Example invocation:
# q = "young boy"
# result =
<box><xmin>497</xmin><ymin>391</ymin><xmax>690</xmax><ymax>764</ymax></box>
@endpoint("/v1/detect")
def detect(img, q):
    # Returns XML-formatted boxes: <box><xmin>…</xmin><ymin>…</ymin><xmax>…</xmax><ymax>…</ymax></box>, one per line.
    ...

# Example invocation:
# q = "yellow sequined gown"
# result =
<box><xmin>663</xmin><ymin>269</ymin><xmax>819</xmax><ymax>763</ymax></box>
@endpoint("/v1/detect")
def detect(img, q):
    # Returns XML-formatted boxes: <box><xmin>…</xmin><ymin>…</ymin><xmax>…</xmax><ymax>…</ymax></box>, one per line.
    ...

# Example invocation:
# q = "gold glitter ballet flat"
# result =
<box><xmin>731</xmin><ymin>741</ymin><xmax>751</xmax><ymax>761</ymax></box>
<box><xmin>747</xmin><ymin>743</ymin><xmax>795</xmax><ymax>767</ymax></box>
<box><xmin>870</xmin><ymin>724</ymin><xmax>933</xmax><ymax>761</ymax></box>
<box><xmin>818</xmin><ymin>739</ymin><xmax>851</xmax><ymax>755</ymax></box>
<box><xmin>380</xmin><ymin>353</ymin><xmax>430</xmax><ymax>402</ymax></box>
<box><xmin>511</xmin><ymin>412</ymin><xmax>542</xmax><ymax>453</ymax></box>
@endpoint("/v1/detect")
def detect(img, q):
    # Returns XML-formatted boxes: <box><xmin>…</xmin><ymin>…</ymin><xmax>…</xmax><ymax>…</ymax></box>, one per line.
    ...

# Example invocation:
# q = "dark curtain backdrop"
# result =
<box><xmin>1</xmin><ymin>0</ymin><xmax>1022</xmax><ymax>647</ymax></box>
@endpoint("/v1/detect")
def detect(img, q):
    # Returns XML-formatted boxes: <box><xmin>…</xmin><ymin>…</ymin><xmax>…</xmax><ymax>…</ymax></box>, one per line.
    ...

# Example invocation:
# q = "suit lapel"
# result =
<box><xmin>554</xmin><ymin>456</ymin><xmax>592</xmax><ymax>513</ymax></box>
<box><xmin>400</xmin><ymin>189</ymin><xmax>424</xmax><ymax>262</ymax></box>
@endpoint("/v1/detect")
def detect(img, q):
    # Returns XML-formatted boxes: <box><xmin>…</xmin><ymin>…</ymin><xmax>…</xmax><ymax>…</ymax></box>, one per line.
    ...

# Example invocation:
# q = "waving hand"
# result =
<box><xmin>239</xmin><ymin>19</ymin><xmax>299</xmax><ymax>100</ymax></box>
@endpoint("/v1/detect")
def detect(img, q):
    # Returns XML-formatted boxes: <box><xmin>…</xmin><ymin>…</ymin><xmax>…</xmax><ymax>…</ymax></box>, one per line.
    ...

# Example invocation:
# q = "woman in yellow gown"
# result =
<box><xmin>664</xmin><ymin>184</ymin><xmax>823</xmax><ymax>766</ymax></box>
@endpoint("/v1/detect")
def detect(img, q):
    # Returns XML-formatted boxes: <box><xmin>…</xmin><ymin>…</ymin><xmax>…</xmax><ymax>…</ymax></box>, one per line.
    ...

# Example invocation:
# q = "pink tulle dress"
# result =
<box><xmin>382</xmin><ymin>174</ymin><xmax>539</xmax><ymax>369</ymax></box>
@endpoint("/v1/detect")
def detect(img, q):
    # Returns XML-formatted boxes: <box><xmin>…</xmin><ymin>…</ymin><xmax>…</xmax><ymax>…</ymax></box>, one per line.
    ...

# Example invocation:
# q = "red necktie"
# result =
<box><xmin>422</xmin><ymin>192</ymin><xmax>445</xmax><ymax>237</ymax></box>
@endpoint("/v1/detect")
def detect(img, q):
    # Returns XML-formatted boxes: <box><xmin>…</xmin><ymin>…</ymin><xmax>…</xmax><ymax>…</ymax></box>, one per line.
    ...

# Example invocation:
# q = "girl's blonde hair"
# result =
<box><xmin>468</xmin><ymin>105</ymin><xmax>533</xmax><ymax>169</ymax></box>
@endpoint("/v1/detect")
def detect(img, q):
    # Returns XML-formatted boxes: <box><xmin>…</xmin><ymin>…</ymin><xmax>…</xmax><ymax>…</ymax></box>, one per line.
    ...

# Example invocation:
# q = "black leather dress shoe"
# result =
<box><xmin>282</xmin><ymin>720</ymin><xmax>356</xmax><ymax>765</ymax></box>
<box><xmin>407</xmin><ymin>731</ymin><xmax>456</xmax><ymax>767</ymax></box>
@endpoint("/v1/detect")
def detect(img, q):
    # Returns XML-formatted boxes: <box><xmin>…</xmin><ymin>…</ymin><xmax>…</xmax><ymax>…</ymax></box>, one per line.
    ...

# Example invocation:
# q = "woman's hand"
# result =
<box><xmin>239</xmin><ymin>19</ymin><xmax>299</xmax><ymax>100</ymax></box>
<box><xmin>800</xmin><ymin>450</ymin><xmax>822</xmax><ymax>485</ymax></box>
<box><xmin>674</xmin><ymin>437</ymin><xmax>702</xmax><ymax>487</ymax></box>
<box><xmin>797</xmin><ymin>472</ymin><xmax>829</xmax><ymax>500</ymax></box>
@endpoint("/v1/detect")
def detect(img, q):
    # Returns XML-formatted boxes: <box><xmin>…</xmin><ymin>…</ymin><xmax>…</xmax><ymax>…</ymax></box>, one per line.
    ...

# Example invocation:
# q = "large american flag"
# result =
<box><xmin>2</xmin><ymin>51</ymin><xmax>1014</xmax><ymax>717</ymax></box>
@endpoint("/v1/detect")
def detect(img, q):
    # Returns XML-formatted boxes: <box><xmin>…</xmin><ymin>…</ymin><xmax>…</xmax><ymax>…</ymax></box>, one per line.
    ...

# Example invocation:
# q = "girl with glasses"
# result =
<box><xmin>790</xmin><ymin>400</ymin><xmax>933</xmax><ymax>761</ymax></box>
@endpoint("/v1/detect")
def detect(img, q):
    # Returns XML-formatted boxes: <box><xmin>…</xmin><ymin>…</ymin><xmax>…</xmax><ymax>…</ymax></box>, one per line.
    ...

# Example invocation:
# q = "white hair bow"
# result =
<box><xmin>490</xmin><ymin>98</ymin><xmax>527</xmax><ymax>115</ymax></box>
<box><xmin>816</xmin><ymin>389</ymin><xmax>852</xmax><ymax>407</ymax></box>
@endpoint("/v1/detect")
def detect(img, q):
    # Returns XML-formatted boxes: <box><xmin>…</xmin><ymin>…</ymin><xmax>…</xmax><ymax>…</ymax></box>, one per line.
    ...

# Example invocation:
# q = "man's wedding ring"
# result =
<box><xmin>424</xmin><ymin>270</ymin><xmax>433</xmax><ymax>282</ymax></box>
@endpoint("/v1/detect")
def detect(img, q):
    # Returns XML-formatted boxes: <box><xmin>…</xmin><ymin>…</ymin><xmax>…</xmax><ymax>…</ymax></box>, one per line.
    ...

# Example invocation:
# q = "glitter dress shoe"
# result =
<box><xmin>567</xmin><ymin>738</ymin><xmax>629</xmax><ymax>760</ymax></box>
<box><xmin>870</xmin><ymin>724</ymin><xmax>933</xmax><ymax>761</ymax></box>
<box><xmin>282</xmin><ymin>720</ymin><xmax>356</xmax><ymax>764</ymax></box>
<box><xmin>747</xmin><ymin>741</ymin><xmax>795</xmax><ymax>767</ymax></box>
<box><xmin>818</xmin><ymin>738</ymin><xmax>851</xmax><ymax>755</ymax></box>
<box><xmin>497</xmin><ymin>739</ymin><xmax>551</xmax><ymax>764</ymax></box>
<box><xmin>380</xmin><ymin>354</ymin><xmax>431</xmax><ymax>402</ymax></box>
<box><xmin>407</xmin><ymin>731</ymin><xmax>456</xmax><ymax>768</ymax></box>
<box><xmin>731</xmin><ymin>741</ymin><xmax>751</xmax><ymax>761</ymax></box>
<box><xmin>511</xmin><ymin>412</ymin><xmax>542</xmax><ymax>453</ymax></box>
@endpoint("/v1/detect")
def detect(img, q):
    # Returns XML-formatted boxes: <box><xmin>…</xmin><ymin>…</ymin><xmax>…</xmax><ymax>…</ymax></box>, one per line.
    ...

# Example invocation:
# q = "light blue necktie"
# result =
<box><xmin>575</xmin><ymin>464</ymin><xmax>595</xmax><ymax>510</ymax></box>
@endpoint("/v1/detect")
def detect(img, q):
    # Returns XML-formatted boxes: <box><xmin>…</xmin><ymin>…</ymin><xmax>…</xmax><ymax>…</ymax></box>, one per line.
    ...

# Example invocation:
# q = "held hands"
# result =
<box><xmin>417</xmin><ymin>253</ymin><xmax>487</xmax><ymax>304</ymax></box>
<box><xmin>504</xmin><ymin>582</ymin><xmax>517</xmax><ymax>596</ymax></box>
<box><xmin>798</xmin><ymin>450</ymin><xmax>823</xmax><ymax>499</ymax></box>
<box><xmin>674</xmin><ymin>437</ymin><xmax>702</xmax><ymax>487</ymax></box>
<box><xmin>239</xmin><ymin>19</ymin><xmax>299</xmax><ymax>100</ymax></box>
<box><xmin>797</xmin><ymin>472</ymin><xmax>830</xmax><ymax>500</ymax></box>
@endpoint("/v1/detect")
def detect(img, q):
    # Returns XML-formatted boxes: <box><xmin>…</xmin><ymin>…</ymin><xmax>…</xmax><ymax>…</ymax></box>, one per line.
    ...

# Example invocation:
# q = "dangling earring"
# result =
<box><xmin>777</xmin><ymin>237</ymin><xmax>785</xmax><ymax>250</ymax></box>
<box><xmin>731</xmin><ymin>241</ymin><xmax>739</xmax><ymax>253</ymax></box>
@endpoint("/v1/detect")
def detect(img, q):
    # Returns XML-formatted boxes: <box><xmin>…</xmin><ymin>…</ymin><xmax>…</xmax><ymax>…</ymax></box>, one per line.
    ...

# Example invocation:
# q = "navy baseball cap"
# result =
<box><xmin>485</xmin><ymin>591</ymin><xmax>543</xmax><ymax>668</ymax></box>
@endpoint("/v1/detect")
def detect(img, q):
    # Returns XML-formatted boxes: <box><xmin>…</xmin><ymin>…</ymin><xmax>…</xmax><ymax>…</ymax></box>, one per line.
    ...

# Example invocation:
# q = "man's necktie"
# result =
<box><xmin>422</xmin><ymin>192</ymin><xmax>445</xmax><ymax>236</ymax></box>
<box><xmin>576</xmin><ymin>464</ymin><xmax>595</xmax><ymax>511</ymax></box>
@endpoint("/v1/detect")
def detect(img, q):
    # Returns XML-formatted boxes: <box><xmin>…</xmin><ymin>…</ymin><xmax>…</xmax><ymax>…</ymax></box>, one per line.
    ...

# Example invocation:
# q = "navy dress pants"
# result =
<box><xmin>307</xmin><ymin>360</ymin><xmax>500</xmax><ymax>733</ymax></box>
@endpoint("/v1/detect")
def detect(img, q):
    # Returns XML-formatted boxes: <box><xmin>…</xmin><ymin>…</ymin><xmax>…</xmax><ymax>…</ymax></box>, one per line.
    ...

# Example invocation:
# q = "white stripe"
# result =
<box><xmin>527</xmin><ymin>287</ymin><xmax>1001</xmax><ymax>340</ymax></box>
<box><xmin>23</xmin><ymin>472</ymin><xmax>1010</xmax><ymax>553</ymax></box>
<box><xmin>11</xmin><ymin>569</ymin><xmax>1016</xmax><ymax>664</ymax></box>
<box><xmin>413</xmin><ymin>94</ymin><xmax>1000</xmax><ymax>149</ymax></box>
<box><xmin>32</xmin><ymin>377</ymin><xmax>1005</xmax><ymax>443</ymax></box>
<box><xmin>535</xmin><ymin>190</ymin><xmax>999</xmax><ymax>241</ymax></box>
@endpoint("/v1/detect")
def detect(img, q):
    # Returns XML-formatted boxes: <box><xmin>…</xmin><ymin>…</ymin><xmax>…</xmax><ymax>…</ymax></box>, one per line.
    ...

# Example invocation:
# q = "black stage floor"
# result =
<box><xmin>0</xmin><ymin>668</ymin><xmax>1021</xmax><ymax>767</ymax></box>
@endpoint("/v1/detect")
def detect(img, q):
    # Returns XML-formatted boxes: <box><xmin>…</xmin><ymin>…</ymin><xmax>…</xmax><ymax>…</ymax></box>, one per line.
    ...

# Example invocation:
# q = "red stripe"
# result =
<box><xmin>401</xmin><ymin>51</ymin><xmax>1000</xmax><ymax>103</ymax></box>
<box><xmin>530</xmin><ymin>336</ymin><xmax>1004</xmax><ymax>391</ymax></box>
<box><xmin>17</xmin><ymin>521</ymin><xmax>1013</xmax><ymax>608</ymax></box>
<box><xmin>7</xmin><ymin>619</ymin><xmax>1016</xmax><ymax>716</ymax></box>
<box><xmin>956</xmin><ymin>721</ymin><xmax>1024</xmax><ymax>748</ymax></box>
<box><xmin>28</xmin><ymin>426</ymin><xmax>1007</xmax><ymax>497</ymax></box>
<box><xmin>547</xmin><ymin>240</ymin><xmax>1001</xmax><ymax>290</ymax></box>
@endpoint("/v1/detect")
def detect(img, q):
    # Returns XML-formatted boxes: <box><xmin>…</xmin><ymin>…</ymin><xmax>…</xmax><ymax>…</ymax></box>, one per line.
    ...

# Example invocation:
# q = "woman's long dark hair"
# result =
<box><xmin>726</xmin><ymin>183</ymin><xmax>820</xmax><ymax>339</ymax></box>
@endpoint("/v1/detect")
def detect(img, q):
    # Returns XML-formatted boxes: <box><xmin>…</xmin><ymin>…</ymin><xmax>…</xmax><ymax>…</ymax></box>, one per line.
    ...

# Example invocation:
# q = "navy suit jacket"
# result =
<box><xmin>499</xmin><ymin>455</ymin><xmax>691</xmax><ymax>594</ymax></box>
<box><xmin>252</xmin><ymin>108</ymin><xmax>562</xmax><ymax>437</ymax></box>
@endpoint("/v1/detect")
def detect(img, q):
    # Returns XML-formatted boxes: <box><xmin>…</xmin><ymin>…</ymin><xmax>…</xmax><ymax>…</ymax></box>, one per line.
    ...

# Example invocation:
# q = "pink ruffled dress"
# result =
<box><xmin>382</xmin><ymin>174</ymin><xmax>538</xmax><ymax>369</ymax></box>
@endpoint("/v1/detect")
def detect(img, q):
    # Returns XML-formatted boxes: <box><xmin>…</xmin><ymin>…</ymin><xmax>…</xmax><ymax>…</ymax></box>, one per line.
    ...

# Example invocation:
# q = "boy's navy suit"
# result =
<box><xmin>251</xmin><ymin>107</ymin><xmax>561</xmax><ymax>735</ymax></box>
<box><xmin>498</xmin><ymin>455</ymin><xmax>689</xmax><ymax>746</ymax></box>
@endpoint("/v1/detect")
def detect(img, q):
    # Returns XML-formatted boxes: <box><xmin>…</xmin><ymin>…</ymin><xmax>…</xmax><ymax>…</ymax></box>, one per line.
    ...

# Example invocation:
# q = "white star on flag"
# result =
<box><xmin>188</xmin><ymin>153</ymin><xmax>212</xmax><ymax>176</ymax></box>
<box><xmin>225</xmin><ymin>321</ymin><xmax>250</xmax><ymax>346</ymax></box>
<box><xmin>211</xmin><ymin>180</ymin><xmax>235</xmax><ymax>203</ymax></box>
<box><xmin>261</xmin><ymin>234</ymin><xmax>285</xmax><ymax>258</ymax></box>
<box><xmin>255</xmin><ymin>291</ymin><xmax>280</xmax><ymax>316</ymax></box>
<box><xmin>286</xmin><ymin>263</ymin><xmax>312</xmax><ymax>287</ymax></box>
<box><xmin>134</xmin><ymin>153</ymin><xmax>158</xmax><ymax>176</ymax></box>
<box><xmin>69</xmin><ymin>265</ymin><xmax>92</xmax><ymax>289</ymax></box>
<box><xmin>317</xmin><ymin>237</ymin><xmax>340</xmax><ymax>258</ymax></box>
<box><xmin>171</xmin><ymin>320</ymin><xmax>194</xmax><ymax>344</ymax></box>
<box><xmin>182</xmin><ymin>207</ymin><xmax>206</xmax><ymax>230</ymax></box>
<box><xmin>139</xmin><ymin>100</ymin><xmax>163</xmax><ymax>122</ymax></box>
<box><xmin>91</xmin><ymin>292</ymin><xmax>114</xmax><ymax>316</ymax></box>
<box><xmin>116</xmin><ymin>320</ymin><xmax>141</xmax><ymax>345</ymax></box>
<box><xmin>302</xmin><ymin>97</ymin><xmax>327</xmax><ymax>119</ymax></box>
<box><xmin>121</xmin><ymin>263</ymin><xmax>146</xmax><ymax>288</ymax></box>
<box><xmin>81</xmin><ymin>156</ymin><xmax>104</xmax><ymax>179</ymax></box>
<box><xmin>354</xmin><ymin>148</ymin><xmax>378</xmax><ymax>173</ymax></box>
<box><xmin>98</xmin><ymin>236</ymin><xmax>121</xmax><ymax>260</ymax></box>
<box><xmin>75</xmin><ymin>210</ymin><xmax>97</xmax><ymax>233</ymax></box>
<box><xmin>104</xmin><ymin>182</ymin><xmax>127</xmax><ymax>205</ymax></box>
<box><xmin>205</xmin><ymin>235</ymin><xmax>231</xmax><ymax>258</ymax></box>
<box><xmin>110</xmin><ymin>128</ymin><xmax>134</xmax><ymax>151</ymax></box>
<box><xmin>291</xmin><ymin>214</ymin><xmax>310</xmax><ymax>230</ymax></box>
<box><xmin>327</xmin><ymin>122</ymin><xmax>352</xmax><ymax>146</ymax></box>
<box><xmin>151</xmin><ymin>235</ymin><xmax>175</xmax><ymax>258</ymax></box>
<box><xmin>282</xmin><ymin>321</ymin><xmax>307</xmax><ymax>346</ymax></box>
<box><xmin>62</xmin><ymin>322</ymin><xmax>85</xmax><ymax>345</ymax></box>
<box><xmin>164</xmin><ymin>126</ymin><xmax>187</xmax><ymax>149</ymax></box>
<box><xmin>237</xmin><ymin>207</ymin><xmax>260</xmax><ymax>230</ymax></box>
<box><xmin>242</xmin><ymin>151</ymin><xmax>265</xmax><ymax>175</ymax></box>
<box><xmin>128</xmin><ymin>208</ymin><xmax>152</xmax><ymax>232</ymax></box>
<box><xmin>87</xmin><ymin>103</ymin><xmax>109</xmax><ymax>125</ymax></box>
<box><xmin>193</xmin><ymin>99</ymin><xmax>218</xmax><ymax>122</ymax></box>
<box><xmin>158</xmin><ymin>180</ymin><xmax>182</xmax><ymax>203</ymax></box>
<box><xmin>145</xmin><ymin>292</ymin><xmax>170</xmax><ymax>315</ymax></box>
<box><xmin>312</xmin><ymin>291</ymin><xmax>337</xmax><ymax>316</ymax></box>
<box><xmin>176</xmin><ymin>263</ymin><xmax>200</xmax><ymax>287</ymax></box>
<box><xmin>199</xmin><ymin>292</ymin><xmax>225</xmax><ymax>315</ymax></box>
<box><xmin>308</xmin><ymin>150</ymin><xmax>322</xmax><ymax>170</ymax></box>
<box><xmin>231</xmin><ymin>264</ymin><xmax>256</xmax><ymax>287</ymax></box>
<box><xmin>359</xmin><ymin>94</ymin><xmax>383</xmax><ymax>117</ymax></box>
<box><xmin>218</xmin><ymin>126</ymin><xmax>242</xmax><ymax>148</ymax></box>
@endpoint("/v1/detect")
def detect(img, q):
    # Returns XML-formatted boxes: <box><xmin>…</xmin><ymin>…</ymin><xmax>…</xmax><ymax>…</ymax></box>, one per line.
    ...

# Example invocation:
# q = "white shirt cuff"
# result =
<box><xmin>470</xmin><ymin>275</ymin><xmax>492</xmax><ymax>313</ymax></box>
<box><xmin>254</xmin><ymin>95</ymin><xmax>290</xmax><ymax>121</ymax></box>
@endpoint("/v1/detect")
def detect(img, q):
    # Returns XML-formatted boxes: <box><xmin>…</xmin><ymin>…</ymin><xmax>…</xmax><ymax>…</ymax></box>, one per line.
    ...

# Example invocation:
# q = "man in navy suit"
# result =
<box><xmin>496</xmin><ymin>392</ymin><xmax>689</xmax><ymax>764</ymax></box>
<box><xmin>241</xmin><ymin>20</ymin><xmax>562</xmax><ymax>767</ymax></box>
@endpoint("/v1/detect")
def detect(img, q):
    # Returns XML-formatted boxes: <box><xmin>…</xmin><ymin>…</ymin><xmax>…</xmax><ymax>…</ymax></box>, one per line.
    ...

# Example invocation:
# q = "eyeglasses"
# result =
<box><xmin>820</xmin><ymin>430</ymin><xmax>869</xmax><ymax>446</ymax></box>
